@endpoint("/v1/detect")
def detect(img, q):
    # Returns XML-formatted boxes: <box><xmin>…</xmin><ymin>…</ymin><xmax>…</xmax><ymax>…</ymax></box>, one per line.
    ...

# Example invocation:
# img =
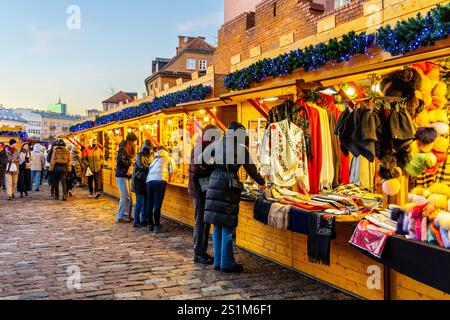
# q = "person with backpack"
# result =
<box><xmin>49</xmin><ymin>140</ymin><xmax>72</xmax><ymax>201</ymax></box>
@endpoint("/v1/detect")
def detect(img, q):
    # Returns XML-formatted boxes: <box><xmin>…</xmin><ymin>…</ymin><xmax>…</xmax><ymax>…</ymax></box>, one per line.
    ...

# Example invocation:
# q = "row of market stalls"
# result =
<box><xmin>65</xmin><ymin>1</ymin><xmax>450</xmax><ymax>300</ymax></box>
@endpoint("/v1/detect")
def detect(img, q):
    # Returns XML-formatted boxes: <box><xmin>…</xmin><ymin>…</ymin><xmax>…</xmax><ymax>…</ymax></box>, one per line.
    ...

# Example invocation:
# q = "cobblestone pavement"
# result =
<box><xmin>0</xmin><ymin>186</ymin><xmax>353</xmax><ymax>300</ymax></box>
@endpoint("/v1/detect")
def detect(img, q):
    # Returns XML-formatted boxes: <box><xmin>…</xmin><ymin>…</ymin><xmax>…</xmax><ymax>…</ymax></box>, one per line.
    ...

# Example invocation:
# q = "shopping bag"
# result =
<box><xmin>7</xmin><ymin>162</ymin><xmax>18</xmax><ymax>173</ymax></box>
<box><xmin>86</xmin><ymin>167</ymin><xmax>94</xmax><ymax>177</ymax></box>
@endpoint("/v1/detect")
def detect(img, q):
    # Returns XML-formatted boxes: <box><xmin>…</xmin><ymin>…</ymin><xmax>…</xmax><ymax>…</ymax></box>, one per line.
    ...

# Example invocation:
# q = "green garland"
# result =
<box><xmin>224</xmin><ymin>3</ymin><xmax>450</xmax><ymax>91</ymax></box>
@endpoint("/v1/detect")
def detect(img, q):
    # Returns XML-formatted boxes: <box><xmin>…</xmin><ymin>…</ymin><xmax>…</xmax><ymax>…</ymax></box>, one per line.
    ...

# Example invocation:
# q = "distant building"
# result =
<box><xmin>86</xmin><ymin>109</ymin><xmax>102</xmax><ymax>118</ymax></box>
<box><xmin>48</xmin><ymin>99</ymin><xmax>68</xmax><ymax>115</ymax></box>
<box><xmin>102</xmin><ymin>92</ymin><xmax>138</xmax><ymax>112</ymax></box>
<box><xmin>144</xmin><ymin>36</ymin><xmax>215</xmax><ymax>97</ymax></box>
<box><xmin>36</xmin><ymin>111</ymin><xmax>80</xmax><ymax>140</ymax></box>
<box><xmin>0</xmin><ymin>108</ymin><xmax>27</xmax><ymax>131</ymax></box>
<box><xmin>12</xmin><ymin>108</ymin><xmax>43</xmax><ymax>140</ymax></box>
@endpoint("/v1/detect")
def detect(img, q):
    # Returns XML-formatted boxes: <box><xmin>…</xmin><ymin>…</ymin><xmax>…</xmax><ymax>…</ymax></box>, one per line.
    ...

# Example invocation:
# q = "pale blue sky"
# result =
<box><xmin>0</xmin><ymin>0</ymin><xmax>224</xmax><ymax>114</ymax></box>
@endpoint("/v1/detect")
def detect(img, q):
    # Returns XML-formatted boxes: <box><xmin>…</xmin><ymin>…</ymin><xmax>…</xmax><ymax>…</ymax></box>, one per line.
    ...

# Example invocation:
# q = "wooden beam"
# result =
<box><xmin>142</xmin><ymin>129</ymin><xmax>160</xmax><ymax>147</ymax></box>
<box><xmin>206</xmin><ymin>109</ymin><xmax>227</xmax><ymax>132</ymax></box>
<box><xmin>247</xmin><ymin>99</ymin><xmax>269</xmax><ymax>119</ymax></box>
<box><xmin>255</xmin><ymin>98</ymin><xmax>270</xmax><ymax>114</ymax></box>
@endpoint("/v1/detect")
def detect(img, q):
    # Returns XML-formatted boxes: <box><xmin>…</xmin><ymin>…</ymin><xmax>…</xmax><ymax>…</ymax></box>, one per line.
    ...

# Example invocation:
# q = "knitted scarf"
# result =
<box><xmin>307</xmin><ymin>212</ymin><xmax>336</xmax><ymax>266</ymax></box>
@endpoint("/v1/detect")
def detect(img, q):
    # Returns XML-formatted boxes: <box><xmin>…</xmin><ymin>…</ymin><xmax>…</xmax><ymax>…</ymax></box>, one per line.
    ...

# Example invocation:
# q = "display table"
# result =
<box><xmin>357</xmin><ymin>235</ymin><xmax>450</xmax><ymax>295</ymax></box>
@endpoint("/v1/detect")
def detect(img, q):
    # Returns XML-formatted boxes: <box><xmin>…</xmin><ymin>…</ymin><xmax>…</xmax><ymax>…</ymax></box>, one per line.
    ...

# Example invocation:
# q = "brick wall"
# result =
<box><xmin>213</xmin><ymin>0</ymin><xmax>366</xmax><ymax>74</ymax></box>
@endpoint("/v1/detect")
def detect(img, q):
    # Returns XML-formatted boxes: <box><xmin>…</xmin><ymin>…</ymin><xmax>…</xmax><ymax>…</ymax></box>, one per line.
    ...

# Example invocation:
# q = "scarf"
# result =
<box><xmin>253</xmin><ymin>196</ymin><xmax>274</xmax><ymax>225</ymax></box>
<box><xmin>268</xmin><ymin>203</ymin><xmax>291</xmax><ymax>230</ymax></box>
<box><xmin>307</xmin><ymin>212</ymin><xmax>336</xmax><ymax>265</ymax></box>
<box><xmin>350</xmin><ymin>220</ymin><xmax>395</xmax><ymax>258</ymax></box>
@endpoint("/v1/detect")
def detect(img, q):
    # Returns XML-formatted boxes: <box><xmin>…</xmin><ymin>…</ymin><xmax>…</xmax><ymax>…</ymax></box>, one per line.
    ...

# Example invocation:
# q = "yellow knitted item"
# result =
<box><xmin>428</xmin><ymin>193</ymin><xmax>448</xmax><ymax>210</ymax></box>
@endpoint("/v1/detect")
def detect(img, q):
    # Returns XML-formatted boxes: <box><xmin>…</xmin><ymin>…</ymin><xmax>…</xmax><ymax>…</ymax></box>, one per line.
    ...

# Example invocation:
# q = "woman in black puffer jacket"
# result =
<box><xmin>202</xmin><ymin>122</ymin><xmax>265</xmax><ymax>273</ymax></box>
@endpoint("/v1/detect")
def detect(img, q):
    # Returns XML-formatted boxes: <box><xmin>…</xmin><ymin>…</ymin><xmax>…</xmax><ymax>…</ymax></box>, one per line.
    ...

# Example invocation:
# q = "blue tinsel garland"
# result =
<box><xmin>224</xmin><ymin>3</ymin><xmax>450</xmax><ymax>91</ymax></box>
<box><xmin>70</xmin><ymin>84</ymin><xmax>211</xmax><ymax>133</ymax></box>
<box><xmin>0</xmin><ymin>131</ymin><xmax>28</xmax><ymax>141</ymax></box>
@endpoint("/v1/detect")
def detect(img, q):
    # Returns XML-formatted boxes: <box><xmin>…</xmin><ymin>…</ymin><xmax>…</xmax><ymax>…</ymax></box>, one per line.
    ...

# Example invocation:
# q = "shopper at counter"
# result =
<box><xmin>202</xmin><ymin>122</ymin><xmax>266</xmax><ymax>273</ymax></box>
<box><xmin>132</xmin><ymin>139</ymin><xmax>153</xmax><ymax>228</ymax></box>
<box><xmin>188</xmin><ymin>124</ymin><xmax>220</xmax><ymax>265</ymax></box>
<box><xmin>146</xmin><ymin>146</ymin><xmax>176</xmax><ymax>233</ymax></box>
<box><xmin>116</xmin><ymin>133</ymin><xmax>138</xmax><ymax>223</ymax></box>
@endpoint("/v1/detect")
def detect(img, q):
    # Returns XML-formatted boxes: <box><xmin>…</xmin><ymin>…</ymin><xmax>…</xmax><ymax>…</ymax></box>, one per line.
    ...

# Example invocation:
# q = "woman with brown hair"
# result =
<box><xmin>115</xmin><ymin>132</ymin><xmax>138</xmax><ymax>223</ymax></box>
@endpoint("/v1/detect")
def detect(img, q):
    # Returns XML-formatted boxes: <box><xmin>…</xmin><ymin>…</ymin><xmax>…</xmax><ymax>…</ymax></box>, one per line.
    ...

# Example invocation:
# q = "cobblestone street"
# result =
<box><xmin>0</xmin><ymin>186</ymin><xmax>353</xmax><ymax>300</ymax></box>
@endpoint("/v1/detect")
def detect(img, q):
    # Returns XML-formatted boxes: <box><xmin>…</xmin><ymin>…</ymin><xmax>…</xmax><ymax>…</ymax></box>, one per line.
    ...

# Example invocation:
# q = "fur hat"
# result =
<box><xmin>415</xmin><ymin>127</ymin><xmax>438</xmax><ymax>145</ymax></box>
<box><xmin>405</xmin><ymin>153</ymin><xmax>429</xmax><ymax>176</ymax></box>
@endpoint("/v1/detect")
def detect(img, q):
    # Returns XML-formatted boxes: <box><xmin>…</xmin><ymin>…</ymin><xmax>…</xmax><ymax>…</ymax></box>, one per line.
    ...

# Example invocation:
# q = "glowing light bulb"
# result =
<box><xmin>114</xmin><ymin>129</ymin><xmax>120</xmax><ymax>135</ymax></box>
<box><xmin>204</xmin><ymin>117</ymin><xmax>210</xmax><ymax>122</ymax></box>
<box><xmin>127</xmin><ymin>128</ymin><xmax>132</xmax><ymax>133</ymax></box>
<box><xmin>346</xmin><ymin>87</ymin><xmax>356</xmax><ymax>96</ymax></box>
<box><xmin>168</xmin><ymin>120</ymin><xmax>172</xmax><ymax>125</ymax></box>
<box><xmin>145</xmin><ymin>124</ymin><xmax>150</xmax><ymax>129</ymax></box>
<box><xmin>153</xmin><ymin>123</ymin><xmax>158</xmax><ymax>128</ymax></box>
<box><xmin>199</xmin><ymin>110</ymin><xmax>205</xmax><ymax>115</ymax></box>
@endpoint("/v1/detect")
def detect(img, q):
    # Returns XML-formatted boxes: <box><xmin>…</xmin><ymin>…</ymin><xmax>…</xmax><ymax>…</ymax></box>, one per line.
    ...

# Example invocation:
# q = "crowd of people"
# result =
<box><xmin>0</xmin><ymin>137</ymin><xmax>104</xmax><ymax>202</ymax></box>
<box><xmin>0</xmin><ymin>121</ymin><xmax>266</xmax><ymax>274</ymax></box>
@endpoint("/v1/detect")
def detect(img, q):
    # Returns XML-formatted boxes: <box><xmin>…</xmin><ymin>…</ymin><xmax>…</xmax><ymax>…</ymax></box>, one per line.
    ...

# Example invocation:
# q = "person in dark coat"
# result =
<box><xmin>116</xmin><ymin>132</ymin><xmax>138</xmax><ymax>223</ymax></box>
<box><xmin>188</xmin><ymin>124</ymin><xmax>221</xmax><ymax>265</ymax></box>
<box><xmin>17</xmin><ymin>143</ymin><xmax>32</xmax><ymax>198</ymax></box>
<box><xmin>202</xmin><ymin>122</ymin><xmax>266</xmax><ymax>273</ymax></box>
<box><xmin>0</xmin><ymin>143</ymin><xmax>8</xmax><ymax>200</ymax></box>
<box><xmin>132</xmin><ymin>139</ymin><xmax>152</xmax><ymax>228</ymax></box>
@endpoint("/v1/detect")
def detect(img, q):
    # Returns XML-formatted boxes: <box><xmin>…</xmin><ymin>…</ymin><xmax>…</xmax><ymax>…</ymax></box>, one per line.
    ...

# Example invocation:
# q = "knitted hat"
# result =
<box><xmin>9</xmin><ymin>139</ymin><xmax>17</xmax><ymax>145</ymax></box>
<box><xmin>405</xmin><ymin>153</ymin><xmax>427</xmax><ymax>176</ymax></box>
<box><xmin>425</xmin><ymin>152</ymin><xmax>437</xmax><ymax>168</ymax></box>
<box><xmin>428</xmin><ymin>194</ymin><xmax>448</xmax><ymax>210</ymax></box>
<box><xmin>126</xmin><ymin>132</ymin><xmax>138</xmax><ymax>142</ymax></box>
<box><xmin>431</xmin><ymin>122</ymin><xmax>450</xmax><ymax>136</ymax></box>
<box><xmin>433</xmin><ymin>150</ymin><xmax>447</xmax><ymax>164</ymax></box>
<box><xmin>433</xmin><ymin>136</ymin><xmax>449</xmax><ymax>153</ymax></box>
<box><xmin>382</xmin><ymin>178</ymin><xmax>401</xmax><ymax>196</ymax></box>
<box><xmin>415</xmin><ymin>127</ymin><xmax>438</xmax><ymax>152</ymax></box>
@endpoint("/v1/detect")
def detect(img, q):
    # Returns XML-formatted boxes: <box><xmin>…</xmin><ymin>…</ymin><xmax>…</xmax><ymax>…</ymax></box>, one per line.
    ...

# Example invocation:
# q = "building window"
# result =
<box><xmin>199</xmin><ymin>60</ymin><xmax>208</xmax><ymax>71</ymax></box>
<box><xmin>187</xmin><ymin>59</ymin><xmax>196</xmax><ymax>70</ymax></box>
<box><xmin>334</xmin><ymin>0</ymin><xmax>351</xmax><ymax>9</ymax></box>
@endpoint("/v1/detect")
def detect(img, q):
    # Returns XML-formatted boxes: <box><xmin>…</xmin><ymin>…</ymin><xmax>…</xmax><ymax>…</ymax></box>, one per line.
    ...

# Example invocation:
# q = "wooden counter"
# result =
<box><xmin>100</xmin><ymin>176</ymin><xmax>449</xmax><ymax>300</ymax></box>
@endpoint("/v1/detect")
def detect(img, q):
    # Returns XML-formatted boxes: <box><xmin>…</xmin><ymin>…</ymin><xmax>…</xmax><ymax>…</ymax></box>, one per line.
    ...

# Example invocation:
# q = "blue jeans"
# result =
<box><xmin>31</xmin><ymin>171</ymin><xmax>42</xmax><ymax>191</ymax></box>
<box><xmin>213</xmin><ymin>225</ymin><xmax>236</xmax><ymax>269</ymax></box>
<box><xmin>146</xmin><ymin>181</ymin><xmax>167</xmax><ymax>227</ymax></box>
<box><xmin>134</xmin><ymin>194</ymin><xmax>147</xmax><ymax>225</ymax></box>
<box><xmin>116</xmin><ymin>177</ymin><xmax>131</xmax><ymax>219</ymax></box>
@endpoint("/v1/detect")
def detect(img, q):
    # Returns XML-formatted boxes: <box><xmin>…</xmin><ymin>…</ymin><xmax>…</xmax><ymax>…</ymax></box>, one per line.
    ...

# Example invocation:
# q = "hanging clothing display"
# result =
<box><xmin>261</xmin><ymin>119</ymin><xmax>310</xmax><ymax>192</ymax></box>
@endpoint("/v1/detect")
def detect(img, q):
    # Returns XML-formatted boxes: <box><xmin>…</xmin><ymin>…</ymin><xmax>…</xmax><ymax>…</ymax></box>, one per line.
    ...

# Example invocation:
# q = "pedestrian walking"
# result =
<box><xmin>0</xmin><ymin>143</ymin><xmax>8</xmax><ymax>200</ymax></box>
<box><xmin>49</xmin><ymin>140</ymin><xmax>71</xmax><ymax>201</ymax></box>
<box><xmin>116</xmin><ymin>133</ymin><xmax>138</xmax><ymax>223</ymax></box>
<box><xmin>146</xmin><ymin>146</ymin><xmax>176</xmax><ymax>233</ymax></box>
<box><xmin>132</xmin><ymin>139</ymin><xmax>153</xmax><ymax>228</ymax></box>
<box><xmin>46</xmin><ymin>142</ymin><xmax>56</xmax><ymax>196</ymax></box>
<box><xmin>202</xmin><ymin>122</ymin><xmax>266</xmax><ymax>273</ymax></box>
<box><xmin>70</xmin><ymin>145</ymin><xmax>83</xmax><ymax>187</ymax></box>
<box><xmin>82</xmin><ymin>138</ymin><xmax>104</xmax><ymax>199</ymax></box>
<box><xmin>30</xmin><ymin>143</ymin><xmax>45</xmax><ymax>192</ymax></box>
<box><xmin>17</xmin><ymin>143</ymin><xmax>32</xmax><ymax>198</ymax></box>
<box><xmin>188</xmin><ymin>124</ymin><xmax>220</xmax><ymax>265</ymax></box>
<box><xmin>4</xmin><ymin>139</ymin><xmax>20</xmax><ymax>201</ymax></box>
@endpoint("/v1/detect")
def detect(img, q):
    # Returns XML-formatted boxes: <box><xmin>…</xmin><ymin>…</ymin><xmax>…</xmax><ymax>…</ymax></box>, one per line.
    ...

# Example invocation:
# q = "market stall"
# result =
<box><xmin>65</xmin><ymin>2</ymin><xmax>450</xmax><ymax>300</ymax></box>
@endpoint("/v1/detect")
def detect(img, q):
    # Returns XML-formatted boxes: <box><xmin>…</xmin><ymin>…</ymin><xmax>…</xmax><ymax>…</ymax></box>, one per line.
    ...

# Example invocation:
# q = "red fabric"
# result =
<box><xmin>350</xmin><ymin>220</ymin><xmax>395</xmax><ymax>258</ymax></box>
<box><xmin>279</xmin><ymin>199</ymin><xmax>327</xmax><ymax>211</ymax></box>
<box><xmin>301</xmin><ymin>102</ymin><xmax>322</xmax><ymax>195</ymax></box>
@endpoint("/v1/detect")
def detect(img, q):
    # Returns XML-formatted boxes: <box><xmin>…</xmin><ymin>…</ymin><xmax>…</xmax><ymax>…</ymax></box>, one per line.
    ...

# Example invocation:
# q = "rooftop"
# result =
<box><xmin>102</xmin><ymin>91</ymin><xmax>137</xmax><ymax>104</ymax></box>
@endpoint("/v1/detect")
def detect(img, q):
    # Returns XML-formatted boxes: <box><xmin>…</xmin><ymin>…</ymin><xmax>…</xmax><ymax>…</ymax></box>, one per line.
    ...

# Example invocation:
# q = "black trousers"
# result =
<box><xmin>88</xmin><ymin>170</ymin><xmax>103</xmax><ymax>194</ymax></box>
<box><xmin>53</xmin><ymin>171</ymin><xmax>68</xmax><ymax>198</ymax></box>
<box><xmin>193</xmin><ymin>193</ymin><xmax>211</xmax><ymax>256</ymax></box>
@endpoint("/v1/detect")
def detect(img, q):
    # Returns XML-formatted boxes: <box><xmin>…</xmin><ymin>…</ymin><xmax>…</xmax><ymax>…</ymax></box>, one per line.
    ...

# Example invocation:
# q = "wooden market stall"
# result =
<box><xmin>66</xmin><ymin>1</ymin><xmax>450</xmax><ymax>300</ymax></box>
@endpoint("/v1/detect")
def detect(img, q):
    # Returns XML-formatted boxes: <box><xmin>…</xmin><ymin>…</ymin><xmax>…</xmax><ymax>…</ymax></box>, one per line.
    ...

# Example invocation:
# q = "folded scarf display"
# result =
<box><xmin>350</xmin><ymin>220</ymin><xmax>395</xmax><ymax>258</ymax></box>
<box><xmin>289</xmin><ymin>207</ymin><xmax>313</xmax><ymax>235</ymax></box>
<box><xmin>268</xmin><ymin>203</ymin><xmax>291</xmax><ymax>230</ymax></box>
<box><xmin>307</xmin><ymin>212</ymin><xmax>336</xmax><ymax>266</ymax></box>
<box><xmin>253</xmin><ymin>196</ymin><xmax>274</xmax><ymax>225</ymax></box>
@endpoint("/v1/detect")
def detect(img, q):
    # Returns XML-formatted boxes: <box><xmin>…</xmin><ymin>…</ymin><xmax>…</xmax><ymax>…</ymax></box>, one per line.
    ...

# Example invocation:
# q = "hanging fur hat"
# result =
<box><xmin>415</xmin><ymin>127</ymin><xmax>438</xmax><ymax>145</ymax></box>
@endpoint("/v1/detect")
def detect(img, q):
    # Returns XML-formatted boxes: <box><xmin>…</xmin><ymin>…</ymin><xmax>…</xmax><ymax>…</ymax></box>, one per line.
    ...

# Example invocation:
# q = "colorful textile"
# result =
<box><xmin>261</xmin><ymin>119</ymin><xmax>309</xmax><ymax>191</ymax></box>
<box><xmin>307</xmin><ymin>212</ymin><xmax>336</xmax><ymax>266</ymax></box>
<box><xmin>350</xmin><ymin>220</ymin><xmax>395</xmax><ymax>258</ymax></box>
<box><xmin>268</xmin><ymin>203</ymin><xmax>291</xmax><ymax>230</ymax></box>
